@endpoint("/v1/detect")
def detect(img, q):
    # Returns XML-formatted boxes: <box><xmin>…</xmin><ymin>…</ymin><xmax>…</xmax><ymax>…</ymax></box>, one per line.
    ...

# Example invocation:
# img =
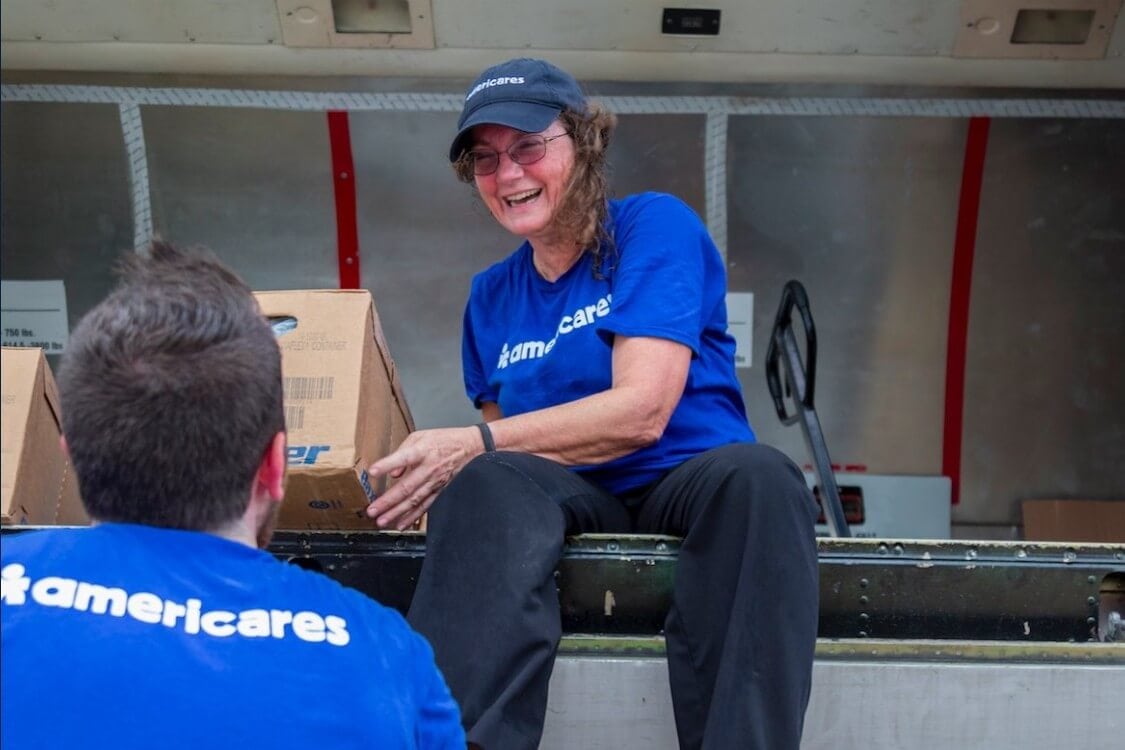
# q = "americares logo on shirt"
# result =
<box><xmin>1</xmin><ymin>562</ymin><xmax>351</xmax><ymax>646</ymax></box>
<box><xmin>497</xmin><ymin>293</ymin><xmax>611</xmax><ymax>370</ymax></box>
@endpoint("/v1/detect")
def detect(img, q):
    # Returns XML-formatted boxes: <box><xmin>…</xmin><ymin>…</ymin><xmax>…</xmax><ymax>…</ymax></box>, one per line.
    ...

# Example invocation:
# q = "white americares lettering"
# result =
<box><xmin>270</xmin><ymin>608</ymin><xmax>294</xmax><ymax>637</ymax></box>
<box><xmin>325</xmin><ymin>615</ymin><xmax>351</xmax><ymax>646</ymax></box>
<box><xmin>75</xmin><ymin>582</ymin><xmax>128</xmax><ymax>616</ymax></box>
<box><xmin>126</xmin><ymin>592</ymin><xmax>163</xmax><ymax>624</ymax></box>
<box><xmin>184</xmin><ymin>598</ymin><xmax>203</xmax><ymax>634</ymax></box>
<box><xmin>1</xmin><ymin>563</ymin><xmax>353</xmax><ymax>647</ymax></box>
<box><xmin>292</xmin><ymin>611</ymin><xmax>327</xmax><ymax>642</ymax></box>
<box><xmin>1</xmin><ymin>564</ymin><xmax>31</xmax><ymax>604</ymax></box>
<box><xmin>200</xmin><ymin>610</ymin><xmax>237</xmax><ymax>637</ymax></box>
<box><xmin>161</xmin><ymin>598</ymin><xmax>188</xmax><ymax>628</ymax></box>
<box><xmin>466</xmin><ymin>76</ymin><xmax>527</xmax><ymax>101</ymax></box>
<box><xmin>31</xmin><ymin>576</ymin><xmax>78</xmax><ymax>608</ymax></box>
<box><xmin>237</xmin><ymin>609</ymin><xmax>273</xmax><ymax>638</ymax></box>
<box><xmin>497</xmin><ymin>294</ymin><xmax>612</xmax><ymax>370</ymax></box>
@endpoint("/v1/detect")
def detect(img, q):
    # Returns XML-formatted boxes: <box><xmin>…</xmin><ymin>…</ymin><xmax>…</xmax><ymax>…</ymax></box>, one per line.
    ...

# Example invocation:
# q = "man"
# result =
<box><xmin>0</xmin><ymin>242</ymin><xmax>465</xmax><ymax>749</ymax></box>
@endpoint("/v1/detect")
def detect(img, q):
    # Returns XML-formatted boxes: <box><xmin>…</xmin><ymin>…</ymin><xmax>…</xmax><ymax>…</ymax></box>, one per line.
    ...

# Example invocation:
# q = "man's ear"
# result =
<box><xmin>59</xmin><ymin>435</ymin><xmax>70</xmax><ymax>459</ymax></box>
<box><xmin>256</xmin><ymin>432</ymin><xmax>287</xmax><ymax>502</ymax></box>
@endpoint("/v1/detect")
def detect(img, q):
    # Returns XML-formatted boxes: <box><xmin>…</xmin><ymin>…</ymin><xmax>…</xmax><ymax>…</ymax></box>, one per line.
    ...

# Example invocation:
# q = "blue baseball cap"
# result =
<box><xmin>449</xmin><ymin>58</ymin><xmax>587</xmax><ymax>162</ymax></box>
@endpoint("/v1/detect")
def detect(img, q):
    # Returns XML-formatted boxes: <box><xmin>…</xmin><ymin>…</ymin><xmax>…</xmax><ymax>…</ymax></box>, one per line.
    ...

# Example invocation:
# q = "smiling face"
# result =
<box><xmin>470</xmin><ymin>122</ymin><xmax>575</xmax><ymax>247</ymax></box>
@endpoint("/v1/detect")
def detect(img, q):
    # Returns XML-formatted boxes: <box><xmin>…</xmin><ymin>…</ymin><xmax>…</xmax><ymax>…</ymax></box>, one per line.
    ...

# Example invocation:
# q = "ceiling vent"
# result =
<box><xmin>277</xmin><ymin>0</ymin><xmax>434</xmax><ymax>49</ymax></box>
<box><xmin>954</xmin><ymin>0</ymin><xmax>1122</xmax><ymax>58</ymax></box>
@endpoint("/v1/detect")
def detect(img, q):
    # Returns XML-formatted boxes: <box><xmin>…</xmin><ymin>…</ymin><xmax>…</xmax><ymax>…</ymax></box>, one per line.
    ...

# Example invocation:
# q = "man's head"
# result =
<box><xmin>58</xmin><ymin>241</ymin><xmax>285</xmax><ymax>537</ymax></box>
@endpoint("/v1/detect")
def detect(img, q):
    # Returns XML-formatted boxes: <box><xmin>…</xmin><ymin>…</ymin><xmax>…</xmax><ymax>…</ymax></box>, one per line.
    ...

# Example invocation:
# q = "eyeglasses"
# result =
<box><xmin>465</xmin><ymin>132</ymin><xmax>572</xmax><ymax>176</ymax></box>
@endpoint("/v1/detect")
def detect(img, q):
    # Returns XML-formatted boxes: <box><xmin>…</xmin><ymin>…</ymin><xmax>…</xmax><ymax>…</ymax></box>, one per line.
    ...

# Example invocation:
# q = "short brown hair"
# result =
<box><xmin>58</xmin><ymin>241</ymin><xmax>284</xmax><ymax>531</ymax></box>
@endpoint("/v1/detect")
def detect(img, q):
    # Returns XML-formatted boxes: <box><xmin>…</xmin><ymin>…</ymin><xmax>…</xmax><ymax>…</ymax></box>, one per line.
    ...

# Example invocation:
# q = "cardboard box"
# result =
<box><xmin>1</xmin><ymin>347</ymin><xmax>87</xmax><ymax>526</ymax></box>
<box><xmin>1022</xmin><ymin>499</ymin><xmax>1125</xmax><ymax>543</ymax></box>
<box><xmin>255</xmin><ymin>290</ymin><xmax>414</xmax><ymax>529</ymax></box>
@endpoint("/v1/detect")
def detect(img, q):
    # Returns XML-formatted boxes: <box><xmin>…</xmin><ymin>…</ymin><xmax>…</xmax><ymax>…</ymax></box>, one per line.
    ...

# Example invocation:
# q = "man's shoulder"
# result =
<box><xmin>1</xmin><ymin>526</ymin><xmax>83</xmax><ymax>559</ymax></box>
<box><xmin>1</xmin><ymin>525</ymin><xmax>417</xmax><ymax>647</ymax></box>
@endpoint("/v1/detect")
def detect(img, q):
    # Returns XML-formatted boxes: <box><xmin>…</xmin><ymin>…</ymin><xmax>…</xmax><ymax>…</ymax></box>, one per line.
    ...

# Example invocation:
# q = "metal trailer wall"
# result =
<box><xmin>2</xmin><ymin>72</ymin><xmax>1123</xmax><ymax>533</ymax></box>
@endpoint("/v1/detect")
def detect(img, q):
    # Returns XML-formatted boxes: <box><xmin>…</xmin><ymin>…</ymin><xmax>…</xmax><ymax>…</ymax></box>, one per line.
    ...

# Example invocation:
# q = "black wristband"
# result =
<box><xmin>476</xmin><ymin>422</ymin><xmax>496</xmax><ymax>453</ymax></box>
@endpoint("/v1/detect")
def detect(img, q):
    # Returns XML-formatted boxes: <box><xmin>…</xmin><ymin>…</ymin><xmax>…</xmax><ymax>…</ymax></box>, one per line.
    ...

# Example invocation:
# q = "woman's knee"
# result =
<box><xmin>704</xmin><ymin>443</ymin><xmax>816</xmax><ymax>521</ymax></box>
<box><xmin>431</xmin><ymin>451</ymin><xmax>571</xmax><ymax>530</ymax></box>
<box><xmin>709</xmin><ymin>442</ymin><xmax>803</xmax><ymax>481</ymax></box>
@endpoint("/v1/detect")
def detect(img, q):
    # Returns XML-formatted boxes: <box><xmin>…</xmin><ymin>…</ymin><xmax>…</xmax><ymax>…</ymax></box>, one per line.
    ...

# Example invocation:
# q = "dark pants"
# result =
<box><xmin>407</xmin><ymin>443</ymin><xmax>819</xmax><ymax>750</ymax></box>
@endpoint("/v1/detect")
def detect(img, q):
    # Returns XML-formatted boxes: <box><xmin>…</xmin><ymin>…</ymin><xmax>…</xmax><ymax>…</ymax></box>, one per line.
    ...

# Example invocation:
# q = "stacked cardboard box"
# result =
<box><xmin>1</xmin><ymin>347</ymin><xmax>87</xmax><ymax>526</ymax></box>
<box><xmin>1022</xmin><ymin>499</ymin><xmax>1125</xmax><ymax>543</ymax></box>
<box><xmin>255</xmin><ymin>290</ymin><xmax>415</xmax><ymax>530</ymax></box>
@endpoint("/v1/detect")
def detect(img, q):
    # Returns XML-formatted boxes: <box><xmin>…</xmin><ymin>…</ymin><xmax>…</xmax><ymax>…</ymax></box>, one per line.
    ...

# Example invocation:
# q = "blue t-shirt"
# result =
<box><xmin>462</xmin><ymin>192</ymin><xmax>755</xmax><ymax>494</ymax></box>
<box><xmin>0</xmin><ymin>524</ymin><xmax>465</xmax><ymax>749</ymax></box>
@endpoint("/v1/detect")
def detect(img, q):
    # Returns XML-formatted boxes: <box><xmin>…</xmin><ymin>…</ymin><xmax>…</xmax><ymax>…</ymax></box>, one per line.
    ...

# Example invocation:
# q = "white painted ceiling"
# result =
<box><xmin>1</xmin><ymin>0</ymin><xmax>1123</xmax><ymax>87</ymax></box>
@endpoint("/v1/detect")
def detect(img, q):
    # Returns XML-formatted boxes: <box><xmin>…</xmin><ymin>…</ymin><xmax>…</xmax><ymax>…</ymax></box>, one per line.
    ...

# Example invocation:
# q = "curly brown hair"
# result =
<box><xmin>453</xmin><ymin>103</ymin><xmax>619</xmax><ymax>277</ymax></box>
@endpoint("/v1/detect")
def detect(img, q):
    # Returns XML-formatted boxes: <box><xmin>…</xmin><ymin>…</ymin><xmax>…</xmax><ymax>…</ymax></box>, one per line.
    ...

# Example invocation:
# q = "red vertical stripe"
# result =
<box><xmin>943</xmin><ymin>116</ymin><xmax>991</xmax><ymax>505</ymax></box>
<box><xmin>327</xmin><ymin>111</ymin><xmax>360</xmax><ymax>289</ymax></box>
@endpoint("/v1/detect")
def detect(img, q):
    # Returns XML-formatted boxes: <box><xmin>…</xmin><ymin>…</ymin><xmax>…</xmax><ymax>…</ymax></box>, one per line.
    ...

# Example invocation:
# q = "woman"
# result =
<box><xmin>367</xmin><ymin>58</ymin><xmax>819</xmax><ymax>750</ymax></box>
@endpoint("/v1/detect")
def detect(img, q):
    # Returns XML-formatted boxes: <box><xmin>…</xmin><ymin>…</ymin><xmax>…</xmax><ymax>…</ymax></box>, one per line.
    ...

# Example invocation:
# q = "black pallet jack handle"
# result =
<box><xmin>764</xmin><ymin>280</ymin><xmax>851</xmax><ymax>538</ymax></box>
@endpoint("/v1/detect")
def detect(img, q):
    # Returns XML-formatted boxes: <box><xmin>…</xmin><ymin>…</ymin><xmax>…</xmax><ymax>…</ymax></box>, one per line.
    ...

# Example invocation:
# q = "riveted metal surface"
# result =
<box><xmin>818</xmin><ymin>538</ymin><xmax>1125</xmax><ymax>641</ymax></box>
<box><xmin>7</xmin><ymin>527</ymin><xmax>1122</xmax><ymax>641</ymax></box>
<box><xmin>266</xmin><ymin>531</ymin><xmax>1125</xmax><ymax>641</ymax></box>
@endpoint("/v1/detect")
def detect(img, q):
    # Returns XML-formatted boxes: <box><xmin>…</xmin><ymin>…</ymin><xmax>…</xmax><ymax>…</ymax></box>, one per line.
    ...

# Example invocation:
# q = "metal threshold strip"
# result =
<box><xmin>558</xmin><ymin>635</ymin><xmax>1125</xmax><ymax>664</ymax></box>
<box><xmin>263</xmin><ymin>531</ymin><xmax>1125</xmax><ymax>643</ymax></box>
<box><xmin>4</xmin><ymin>527</ymin><xmax>1122</xmax><ymax>643</ymax></box>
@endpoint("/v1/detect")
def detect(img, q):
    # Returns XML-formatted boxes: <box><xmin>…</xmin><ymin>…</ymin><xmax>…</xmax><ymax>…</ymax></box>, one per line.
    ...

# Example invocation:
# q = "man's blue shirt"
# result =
<box><xmin>0</xmin><ymin>523</ymin><xmax>465</xmax><ymax>748</ymax></box>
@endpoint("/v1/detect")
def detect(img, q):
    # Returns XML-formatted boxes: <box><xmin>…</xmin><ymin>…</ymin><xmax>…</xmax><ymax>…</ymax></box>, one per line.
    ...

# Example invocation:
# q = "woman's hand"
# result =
<box><xmin>365</xmin><ymin>426</ymin><xmax>484</xmax><ymax>530</ymax></box>
<box><xmin>364</xmin><ymin>335</ymin><xmax>688</xmax><ymax>530</ymax></box>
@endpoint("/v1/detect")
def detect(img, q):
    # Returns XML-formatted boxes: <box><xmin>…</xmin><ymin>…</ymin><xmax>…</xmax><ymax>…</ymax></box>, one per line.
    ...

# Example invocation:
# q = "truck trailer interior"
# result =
<box><xmin>2</xmin><ymin>1</ymin><xmax>1123</xmax><ymax>747</ymax></box>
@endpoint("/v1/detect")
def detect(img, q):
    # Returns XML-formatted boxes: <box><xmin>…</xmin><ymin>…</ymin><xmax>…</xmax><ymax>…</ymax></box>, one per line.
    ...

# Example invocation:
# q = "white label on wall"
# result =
<box><xmin>726</xmin><ymin>292</ymin><xmax>753</xmax><ymax>369</ymax></box>
<box><xmin>1</xmin><ymin>280</ymin><xmax>69</xmax><ymax>353</ymax></box>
